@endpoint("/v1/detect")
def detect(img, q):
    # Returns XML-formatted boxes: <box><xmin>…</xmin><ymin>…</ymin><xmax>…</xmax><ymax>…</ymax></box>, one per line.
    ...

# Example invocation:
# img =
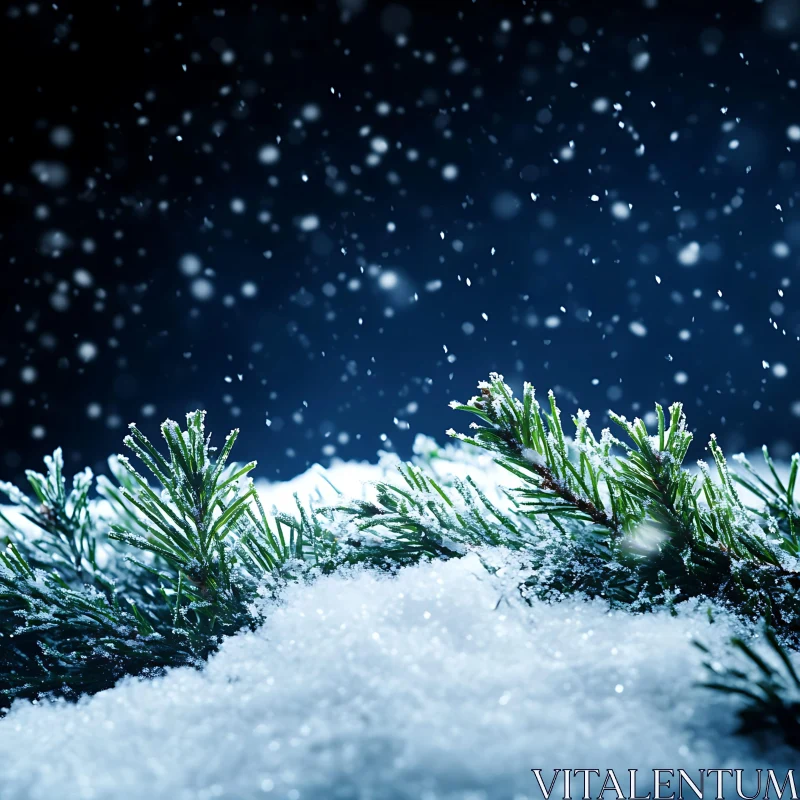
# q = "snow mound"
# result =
<box><xmin>0</xmin><ymin>551</ymin><xmax>791</xmax><ymax>800</ymax></box>
<box><xmin>253</xmin><ymin>434</ymin><xmax>510</xmax><ymax>512</ymax></box>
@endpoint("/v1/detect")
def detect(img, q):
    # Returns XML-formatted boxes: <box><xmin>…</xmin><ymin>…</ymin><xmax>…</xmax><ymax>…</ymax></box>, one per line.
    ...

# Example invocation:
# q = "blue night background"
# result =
<box><xmin>2</xmin><ymin>0</ymin><xmax>800</xmax><ymax>482</ymax></box>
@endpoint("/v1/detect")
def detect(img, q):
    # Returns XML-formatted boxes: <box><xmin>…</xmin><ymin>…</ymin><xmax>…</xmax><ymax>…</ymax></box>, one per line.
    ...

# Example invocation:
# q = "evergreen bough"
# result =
<box><xmin>0</xmin><ymin>412</ymin><xmax>344</xmax><ymax>705</ymax></box>
<box><xmin>2</xmin><ymin>373</ymin><xmax>800</xmax><ymax>751</ymax></box>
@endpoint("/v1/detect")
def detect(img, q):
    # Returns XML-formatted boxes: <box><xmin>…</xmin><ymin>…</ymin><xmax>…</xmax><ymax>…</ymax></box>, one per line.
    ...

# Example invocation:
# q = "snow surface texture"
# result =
<box><xmin>0</xmin><ymin>444</ymin><xmax>795</xmax><ymax>799</ymax></box>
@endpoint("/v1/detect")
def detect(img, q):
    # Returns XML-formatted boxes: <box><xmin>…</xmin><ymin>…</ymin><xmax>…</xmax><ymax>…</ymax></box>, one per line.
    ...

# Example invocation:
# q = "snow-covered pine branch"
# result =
<box><xmin>2</xmin><ymin>373</ymin><xmax>800</xmax><ymax>750</ymax></box>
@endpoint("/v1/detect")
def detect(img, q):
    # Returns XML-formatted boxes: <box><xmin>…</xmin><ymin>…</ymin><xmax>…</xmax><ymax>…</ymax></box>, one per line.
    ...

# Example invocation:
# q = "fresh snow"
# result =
<box><xmin>0</xmin><ymin>449</ymin><xmax>795</xmax><ymax>799</ymax></box>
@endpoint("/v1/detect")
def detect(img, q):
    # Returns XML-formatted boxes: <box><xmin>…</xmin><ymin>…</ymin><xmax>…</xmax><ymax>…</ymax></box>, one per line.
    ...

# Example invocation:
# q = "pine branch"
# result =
<box><xmin>698</xmin><ymin>626</ymin><xmax>800</xmax><ymax>748</ymax></box>
<box><xmin>107</xmin><ymin>411</ymin><xmax>263</xmax><ymax>637</ymax></box>
<box><xmin>0</xmin><ymin>449</ymin><xmax>98</xmax><ymax>584</ymax></box>
<box><xmin>448</xmin><ymin>373</ymin><xmax>798</xmax><ymax>611</ymax></box>
<box><xmin>0</xmin><ymin>411</ymin><xmax>307</xmax><ymax>708</ymax></box>
<box><xmin>335</xmin><ymin>460</ymin><xmax>638</xmax><ymax>603</ymax></box>
<box><xmin>336</xmin><ymin>462</ymin><xmax>542</xmax><ymax>561</ymax></box>
<box><xmin>447</xmin><ymin>373</ymin><xmax>627</xmax><ymax>536</ymax></box>
<box><xmin>0</xmin><ymin>543</ymin><xmax>197</xmax><ymax>701</ymax></box>
<box><xmin>610</xmin><ymin>403</ymin><xmax>699</xmax><ymax>546</ymax></box>
<box><xmin>733</xmin><ymin>447</ymin><xmax>800</xmax><ymax>558</ymax></box>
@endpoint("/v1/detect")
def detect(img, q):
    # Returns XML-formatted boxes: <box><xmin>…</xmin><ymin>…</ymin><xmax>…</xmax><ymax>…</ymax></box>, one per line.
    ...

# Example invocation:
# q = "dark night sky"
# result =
<box><xmin>2</xmin><ymin>0</ymin><xmax>800</xmax><ymax>485</ymax></box>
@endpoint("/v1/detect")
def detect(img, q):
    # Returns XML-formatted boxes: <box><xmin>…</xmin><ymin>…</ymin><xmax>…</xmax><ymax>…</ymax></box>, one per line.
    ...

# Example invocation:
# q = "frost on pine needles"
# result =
<box><xmin>3</xmin><ymin>373</ymin><xmax>800</xmax><ymax>755</ymax></box>
<box><xmin>0</xmin><ymin>411</ymin><xmax>340</xmax><ymax>707</ymax></box>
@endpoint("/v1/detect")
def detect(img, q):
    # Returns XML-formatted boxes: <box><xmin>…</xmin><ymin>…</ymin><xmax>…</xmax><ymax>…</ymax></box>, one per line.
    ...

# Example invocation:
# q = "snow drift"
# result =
<box><xmin>0</xmin><ymin>454</ymin><xmax>794</xmax><ymax>800</ymax></box>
